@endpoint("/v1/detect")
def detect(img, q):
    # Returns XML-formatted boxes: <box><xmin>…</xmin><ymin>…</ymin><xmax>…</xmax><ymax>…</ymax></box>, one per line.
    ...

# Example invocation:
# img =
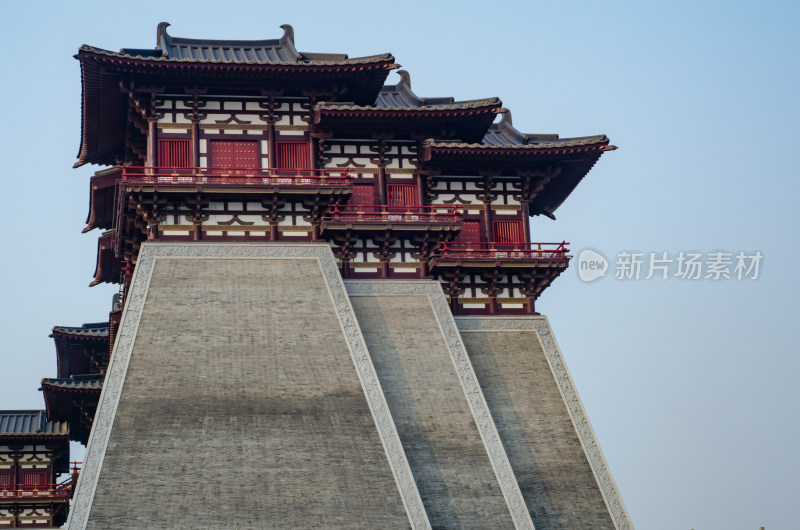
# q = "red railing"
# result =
<box><xmin>0</xmin><ymin>484</ymin><xmax>72</xmax><ymax>499</ymax></box>
<box><xmin>0</xmin><ymin>462</ymin><xmax>81</xmax><ymax>500</ymax></box>
<box><xmin>326</xmin><ymin>204</ymin><xmax>462</xmax><ymax>223</ymax></box>
<box><xmin>120</xmin><ymin>166</ymin><xmax>351</xmax><ymax>186</ymax></box>
<box><xmin>437</xmin><ymin>241</ymin><xmax>571</xmax><ymax>260</ymax></box>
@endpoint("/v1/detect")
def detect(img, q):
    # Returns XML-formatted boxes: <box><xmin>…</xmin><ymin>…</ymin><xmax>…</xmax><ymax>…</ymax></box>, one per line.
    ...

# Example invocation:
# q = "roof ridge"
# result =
<box><xmin>79</xmin><ymin>44</ymin><xmax>394</xmax><ymax>66</ymax></box>
<box><xmin>425</xmin><ymin>134</ymin><xmax>609</xmax><ymax>149</ymax></box>
<box><xmin>317</xmin><ymin>97</ymin><xmax>501</xmax><ymax>112</ymax></box>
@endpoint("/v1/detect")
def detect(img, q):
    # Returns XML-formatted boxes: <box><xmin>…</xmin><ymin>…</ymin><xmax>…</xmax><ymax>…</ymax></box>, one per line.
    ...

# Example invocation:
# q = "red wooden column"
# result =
<box><xmin>146</xmin><ymin>119</ymin><xmax>157</xmax><ymax>168</ymax></box>
<box><xmin>521</xmin><ymin>202</ymin><xmax>532</xmax><ymax>242</ymax></box>
<box><xmin>377</xmin><ymin>166</ymin><xmax>387</xmax><ymax>204</ymax></box>
<box><xmin>309</xmin><ymin>133</ymin><xmax>319</xmax><ymax>171</ymax></box>
<box><xmin>483</xmin><ymin>202</ymin><xmax>493</xmax><ymax>242</ymax></box>
<box><xmin>416</xmin><ymin>171</ymin><xmax>426</xmax><ymax>206</ymax></box>
<box><xmin>191</xmin><ymin>120</ymin><xmax>200</xmax><ymax>167</ymax></box>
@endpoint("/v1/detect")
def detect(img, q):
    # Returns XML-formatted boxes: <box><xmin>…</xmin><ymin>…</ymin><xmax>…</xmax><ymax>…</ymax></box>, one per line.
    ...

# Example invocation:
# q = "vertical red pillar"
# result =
<box><xmin>522</xmin><ymin>202</ymin><xmax>532</xmax><ymax>242</ymax></box>
<box><xmin>146</xmin><ymin>119</ymin><xmax>157</xmax><ymax>168</ymax></box>
<box><xmin>191</xmin><ymin>120</ymin><xmax>200</xmax><ymax>167</ymax></box>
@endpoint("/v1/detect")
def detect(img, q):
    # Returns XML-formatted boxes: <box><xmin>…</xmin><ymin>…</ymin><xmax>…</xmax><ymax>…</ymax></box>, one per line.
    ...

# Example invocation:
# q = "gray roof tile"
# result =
<box><xmin>91</xmin><ymin>22</ymin><xmax>393</xmax><ymax>66</ymax></box>
<box><xmin>320</xmin><ymin>70</ymin><xmax>500</xmax><ymax>111</ymax></box>
<box><xmin>51</xmin><ymin>323</ymin><xmax>109</xmax><ymax>338</ymax></box>
<box><xmin>41</xmin><ymin>375</ymin><xmax>104</xmax><ymax>391</ymax></box>
<box><xmin>0</xmin><ymin>411</ymin><xmax>69</xmax><ymax>437</ymax></box>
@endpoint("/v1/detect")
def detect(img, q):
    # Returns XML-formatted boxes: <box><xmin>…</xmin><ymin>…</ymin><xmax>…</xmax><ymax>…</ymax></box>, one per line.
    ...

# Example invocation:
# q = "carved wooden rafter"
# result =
<box><xmin>120</xmin><ymin>81</ymin><xmax>165</xmax><ymax>121</ymax></box>
<box><xmin>302</xmin><ymin>85</ymin><xmax>346</xmax><ymax>103</ymax></box>
<box><xmin>441</xmin><ymin>267</ymin><xmax>467</xmax><ymax>297</ymax></box>
<box><xmin>185</xmin><ymin>193</ymin><xmax>209</xmax><ymax>224</ymax></box>
<box><xmin>512</xmin><ymin>166</ymin><xmax>561</xmax><ymax>203</ymax></box>
<box><xmin>257</xmin><ymin>90</ymin><xmax>284</xmax><ymax>123</ymax></box>
<box><xmin>297</xmin><ymin>99</ymin><xmax>314</xmax><ymax>124</ymax></box>
<box><xmin>519</xmin><ymin>267</ymin><xmax>563</xmax><ymax>300</ymax></box>
<box><xmin>181</xmin><ymin>87</ymin><xmax>208</xmax><ymax>122</ymax></box>
<box><xmin>80</xmin><ymin>347</ymin><xmax>108</xmax><ymax>374</ymax></box>
<box><xmin>311</xmin><ymin>131</ymin><xmax>333</xmax><ymax>167</ymax></box>
<box><xmin>301</xmin><ymin>196</ymin><xmax>325</xmax><ymax>226</ymax></box>
<box><xmin>331</xmin><ymin>231</ymin><xmax>360</xmax><ymax>261</ymax></box>
<box><xmin>260</xmin><ymin>196</ymin><xmax>287</xmax><ymax>224</ymax></box>
<box><xmin>419</xmin><ymin>169</ymin><xmax>441</xmax><ymax>202</ymax></box>
<box><xmin>411</xmin><ymin>231</ymin><xmax>455</xmax><ymax>261</ymax></box>
<box><xmin>371</xmin><ymin>231</ymin><xmax>398</xmax><ymax>262</ymax></box>
<box><xmin>479</xmin><ymin>269</ymin><xmax>505</xmax><ymax>297</ymax></box>
<box><xmin>76</xmin><ymin>399</ymin><xmax>98</xmax><ymax>432</ymax></box>
<box><xmin>127</xmin><ymin>192</ymin><xmax>166</xmax><ymax>231</ymax></box>
<box><xmin>476</xmin><ymin>171</ymin><xmax>499</xmax><ymax>203</ymax></box>
<box><xmin>367</xmin><ymin>138</ymin><xmax>388</xmax><ymax>167</ymax></box>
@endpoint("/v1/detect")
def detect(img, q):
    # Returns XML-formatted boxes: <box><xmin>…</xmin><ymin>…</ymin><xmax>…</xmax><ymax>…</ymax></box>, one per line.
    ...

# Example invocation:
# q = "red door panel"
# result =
<box><xmin>209</xmin><ymin>141</ymin><xmax>259</xmax><ymax>174</ymax></box>
<box><xmin>350</xmin><ymin>185</ymin><xmax>375</xmax><ymax>206</ymax></box>
<box><xmin>456</xmin><ymin>221</ymin><xmax>482</xmax><ymax>243</ymax></box>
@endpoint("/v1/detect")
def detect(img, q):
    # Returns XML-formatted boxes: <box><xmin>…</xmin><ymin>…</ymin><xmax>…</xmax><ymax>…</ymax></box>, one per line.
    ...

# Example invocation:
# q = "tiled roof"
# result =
<box><xmin>482</xmin><ymin>110</ymin><xmax>560</xmax><ymax>145</ymax></box>
<box><xmin>0</xmin><ymin>411</ymin><xmax>69</xmax><ymax>437</ymax></box>
<box><xmin>419</xmin><ymin>109</ymin><xmax>609</xmax><ymax>149</ymax></box>
<box><xmin>318</xmin><ymin>70</ymin><xmax>500</xmax><ymax>111</ymax></box>
<box><xmin>51</xmin><ymin>322</ymin><xmax>109</xmax><ymax>338</ymax></box>
<box><xmin>425</xmin><ymin>135</ymin><xmax>610</xmax><ymax>150</ymax></box>
<box><xmin>81</xmin><ymin>22</ymin><xmax>393</xmax><ymax>66</ymax></box>
<box><xmin>41</xmin><ymin>375</ymin><xmax>104</xmax><ymax>391</ymax></box>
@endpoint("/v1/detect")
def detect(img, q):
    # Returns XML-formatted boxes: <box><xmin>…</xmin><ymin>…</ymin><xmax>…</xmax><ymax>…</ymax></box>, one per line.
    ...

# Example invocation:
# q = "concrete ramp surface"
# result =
<box><xmin>456</xmin><ymin>316</ymin><xmax>632</xmax><ymax>530</ymax></box>
<box><xmin>346</xmin><ymin>281</ymin><xmax>534</xmax><ymax>530</ymax></box>
<box><xmin>68</xmin><ymin>243</ymin><xmax>629</xmax><ymax>529</ymax></box>
<box><xmin>69</xmin><ymin>244</ymin><xmax>426</xmax><ymax>530</ymax></box>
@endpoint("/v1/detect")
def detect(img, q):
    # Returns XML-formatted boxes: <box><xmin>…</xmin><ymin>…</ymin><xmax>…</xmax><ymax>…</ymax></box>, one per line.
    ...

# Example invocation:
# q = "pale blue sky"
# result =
<box><xmin>1</xmin><ymin>2</ymin><xmax>797</xmax><ymax>528</ymax></box>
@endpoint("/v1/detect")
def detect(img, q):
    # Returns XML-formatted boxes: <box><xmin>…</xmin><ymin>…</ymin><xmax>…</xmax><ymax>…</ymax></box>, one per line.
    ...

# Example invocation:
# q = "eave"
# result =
<box><xmin>314</xmin><ymin>100</ymin><xmax>502</xmax><ymax>143</ymax></box>
<box><xmin>50</xmin><ymin>325</ymin><xmax>109</xmax><ymax>379</ymax></box>
<box><xmin>84</xmin><ymin>167</ymin><xmax>122</xmax><ymax>232</ymax></box>
<box><xmin>75</xmin><ymin>47</ymin><xmax>396</xmax><ymax>167</ymax></box>
<box><xmin>40</xmin><ymin>379</ymin><xmax>101</xmax><ymax>445</ymax></box>
<box><xmin>90</xmin><ymin>232</ymin><xmax>121</xmax><ymax>287</ymax></box>
<box><xmin>421</xmin><ymin>137</ymin><xmax>615</xmax><ymax>218</ymax></box>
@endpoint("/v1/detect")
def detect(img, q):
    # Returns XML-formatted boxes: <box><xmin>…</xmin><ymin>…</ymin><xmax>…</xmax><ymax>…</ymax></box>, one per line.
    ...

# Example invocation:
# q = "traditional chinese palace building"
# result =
<box><xmin>1</xmin><ymin>23</ymin><xmax>632</xmax><ymax>529</ymax></box>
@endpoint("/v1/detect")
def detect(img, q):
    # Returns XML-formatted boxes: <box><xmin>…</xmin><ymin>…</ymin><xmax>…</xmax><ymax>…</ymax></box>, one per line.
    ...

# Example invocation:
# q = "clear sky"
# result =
<box><xmin>1</xmin><ymin>1</ymin><xmax>797</xmax><ymax>528</ymax></box>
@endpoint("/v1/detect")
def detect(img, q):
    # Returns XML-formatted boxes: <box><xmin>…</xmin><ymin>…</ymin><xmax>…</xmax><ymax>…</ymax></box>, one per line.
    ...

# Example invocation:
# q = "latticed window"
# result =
<box><xmin>158</xmin><ymin>139</ymin><xmax>191</xmax><ymax>168</ymax></box>
<box><xmin>209</xmin><ymin>141</ymin><xmax>259</xmax><ymax>170</ymax></box>
<box><xmin>493</xmin><ymin>221</ymin><xmax>524</xmax><ymax>243</ymax></box>
<box><xmin>21</xmin><ymin>471</ymin><xmax>46</xmax><ymax>489</ymax></box>
<box><xmin>276</xmin><ymin>141</ymin><xmax>310</xmax><ymax>170</ymax></box>
<box><xmin>387</xmin><ymin>184</ymin><xmax>418</xmax><ymax>206</ymax></box>
<box><xmin>0</xmin><ymin>471</ymin><xmax>11</xmax><ymax>488</ymax></box>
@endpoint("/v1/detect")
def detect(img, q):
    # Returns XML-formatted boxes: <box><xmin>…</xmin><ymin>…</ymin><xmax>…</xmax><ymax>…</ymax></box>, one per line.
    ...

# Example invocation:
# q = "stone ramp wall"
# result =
<box><xmin>346</xmin><ymin>281</ymin><xmax>534</xmax><ymax>530</ymax></box>
<box><xmin>456</xmin><ymin>316</ymin><xmax>632</xmax><ymax>530</ymax></box>
<box><xmin>68</xmin><ymin>244</ymin><xmax>629</xmax><ymax>529</ymax></box>
<box><xmin>69</xmin><ymin>244</ymin><xmax>427</xmax><ymax>530</ymax></box>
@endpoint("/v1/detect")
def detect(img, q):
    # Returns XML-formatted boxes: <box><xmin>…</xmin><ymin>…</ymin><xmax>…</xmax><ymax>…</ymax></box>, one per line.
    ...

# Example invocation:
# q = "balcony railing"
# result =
<box><xmin>326</xmin><ymin>204</ymin><xmax>462</xmax><ymax>223</ymax></box>
<box><xmin>121</xmin><ymin>166</ymin><xmax>351</xmax><ymax>187</ymax></box>
<box><xmin>0</xmin><ymin>484</ymin><xmax>72</xmax><ymax>499</ymax></box>
<box><xmin>0</xmin><ymin>462</ymin><xmax>81</xmax><ymax>501</ymax></box>
<box><xmin>437</xmin><ymin>241</ymin><xmax>571</xmax><ymax>260</ymax></box>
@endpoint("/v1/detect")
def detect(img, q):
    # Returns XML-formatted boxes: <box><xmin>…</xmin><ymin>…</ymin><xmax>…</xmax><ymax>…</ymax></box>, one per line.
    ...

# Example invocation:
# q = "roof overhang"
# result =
<box><xmin>421</xmin><ymin>137</ymin><xmax>613</xmax><ymax>218</ymax></box>
<box><xmin>75</xmin><ymin>47</ymin><xmax>397</xmax><ymax>167</ymax></box>
<box><xmin>313</xmin><ymin>102</ymin><xmax>502</xmax><ymax>143</ymax></box>
<box><xmin>84</xmin><ymin>167</ymin><xmax>122</xmax><ymax>232</ymax></box>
